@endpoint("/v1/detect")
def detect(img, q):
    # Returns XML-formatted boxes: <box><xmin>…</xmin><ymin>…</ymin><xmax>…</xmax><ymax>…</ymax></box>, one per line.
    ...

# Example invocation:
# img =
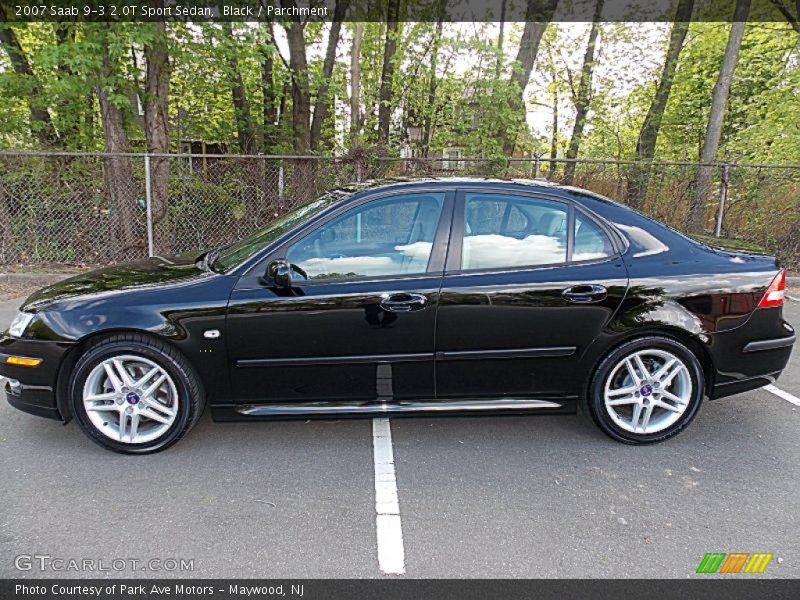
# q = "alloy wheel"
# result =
<box><xmin>603</xmin><ymin>348</ymin><xmax>693</xmax><ymax>435</ymax></box>
<box><xmin>82</xmin><ymin>354</ymin><xmax>179</xmax><ymax>444</ymax></box>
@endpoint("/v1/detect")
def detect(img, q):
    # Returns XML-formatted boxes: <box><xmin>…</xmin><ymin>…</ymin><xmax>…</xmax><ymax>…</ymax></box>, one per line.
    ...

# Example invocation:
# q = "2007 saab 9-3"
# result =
<box><xmin>1</xmin><ymin>179</ymin><xmax>794</xmax><ymax>453</ymax></box>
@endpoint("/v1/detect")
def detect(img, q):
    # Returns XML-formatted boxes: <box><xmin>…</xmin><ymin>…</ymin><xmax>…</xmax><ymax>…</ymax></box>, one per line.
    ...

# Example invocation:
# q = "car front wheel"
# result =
<box><xmin>69</xmin><ymin>334</ymin><xmax>204</xmax><ymax>454</ymax></box>
<box><xmin>588</xmin><ymin>336</ymin><xmax>704</xmax><ymax>444</ymax></box>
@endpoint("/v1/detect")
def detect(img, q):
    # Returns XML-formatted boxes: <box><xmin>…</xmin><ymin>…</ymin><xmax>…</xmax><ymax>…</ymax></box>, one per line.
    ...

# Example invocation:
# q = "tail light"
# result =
<box><xmin>758</xmin><ymin>269</ymin><xmax>786</xmax><ymax>308</ymax></box>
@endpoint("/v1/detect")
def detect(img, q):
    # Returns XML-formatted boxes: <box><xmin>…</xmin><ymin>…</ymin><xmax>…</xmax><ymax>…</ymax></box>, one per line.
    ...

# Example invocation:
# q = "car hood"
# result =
<box><xmin>22</xmin><ymin>254</ymin><xmax>210</xmax><ymax>311</ymax></box>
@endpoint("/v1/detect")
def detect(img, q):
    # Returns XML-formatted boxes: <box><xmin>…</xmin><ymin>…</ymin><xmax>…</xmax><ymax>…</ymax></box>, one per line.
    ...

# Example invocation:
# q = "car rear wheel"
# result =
<box><xmin>69</xmin><ymin>334</ymin><xmax>204</xmax><ymax>454</ymax></box>
<box><xmin>588</xmin><ymin>336</ymin><xmax>704</xmax><ymax>444</ymax></box>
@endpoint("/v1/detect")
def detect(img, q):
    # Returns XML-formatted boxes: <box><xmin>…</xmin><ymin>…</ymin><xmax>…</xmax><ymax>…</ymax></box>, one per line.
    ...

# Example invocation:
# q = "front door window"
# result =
<box><xmin>286</xmin><ymin>193</ymin><xmax>445</xmax><ymax>280</ymax></box>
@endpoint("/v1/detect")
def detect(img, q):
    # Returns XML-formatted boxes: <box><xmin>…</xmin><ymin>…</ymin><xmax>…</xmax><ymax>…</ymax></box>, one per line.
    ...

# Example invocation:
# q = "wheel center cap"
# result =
<box><xmin>640</xmin><ymin>384</ymin><xmax>653</xmax><ymax>397</ymax></box>
<box><xmin>125</xmin><ymin>391</ymin><xmax>141</xmax><ymax>405</ymax></box>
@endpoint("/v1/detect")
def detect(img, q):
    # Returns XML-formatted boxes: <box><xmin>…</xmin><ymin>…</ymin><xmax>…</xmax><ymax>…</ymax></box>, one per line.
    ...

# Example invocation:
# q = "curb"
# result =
<box><xmin>0</xmin><ymin>271</ymin><xmax>76</xmax><ymax>288</ymax></box>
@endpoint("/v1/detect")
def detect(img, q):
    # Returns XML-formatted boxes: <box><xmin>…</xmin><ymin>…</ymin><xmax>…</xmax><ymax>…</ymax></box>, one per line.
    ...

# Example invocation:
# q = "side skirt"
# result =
<box><xmin>210</xmin><ymin>397</ymin><xmax>577</xmax><ymax>422</ymax></box>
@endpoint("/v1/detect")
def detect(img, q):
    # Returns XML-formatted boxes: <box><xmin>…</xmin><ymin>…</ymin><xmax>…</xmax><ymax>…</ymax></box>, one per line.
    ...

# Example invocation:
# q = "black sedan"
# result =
<box><xmin>1</xmin><ymin>179</ymin><xmax>794</xmax><ymax>453</ymax></box>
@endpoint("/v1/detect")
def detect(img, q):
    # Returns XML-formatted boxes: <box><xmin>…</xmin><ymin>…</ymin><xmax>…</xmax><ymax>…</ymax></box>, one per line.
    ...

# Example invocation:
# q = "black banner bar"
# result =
<box><xmin>2</xmin><ymin>579</ymin><xmax>800</xmax><ymax>600</ymax></box>
<box><xmin>0</xmin><ymin>0</ymin><xmax>794</xmax><ymax>22</ymax></box>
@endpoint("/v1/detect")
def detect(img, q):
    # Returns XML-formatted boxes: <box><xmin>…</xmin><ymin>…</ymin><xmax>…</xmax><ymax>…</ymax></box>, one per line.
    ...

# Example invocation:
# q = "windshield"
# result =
<box><xmin>212</xmin><ymin>191</ymin><xmax>347</xmax><ymax>272</ymax></box>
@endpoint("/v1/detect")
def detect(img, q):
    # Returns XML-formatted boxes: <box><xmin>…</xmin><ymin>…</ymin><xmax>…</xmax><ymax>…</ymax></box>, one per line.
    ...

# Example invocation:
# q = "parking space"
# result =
<box><xmin>1</xmin><ymin>297</ymin><xmax>798</xmax><ymax>578</ymax></box>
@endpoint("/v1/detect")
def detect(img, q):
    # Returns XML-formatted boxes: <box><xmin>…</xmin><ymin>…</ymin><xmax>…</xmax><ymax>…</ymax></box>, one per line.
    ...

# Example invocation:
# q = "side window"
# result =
<box><xmin>461</xmin><ymin>193</ymin><xmax>568</xmax><ymax>270</ymax></box>
<box><xmin>286</xmin><ymin>193</ymin><xmax>445</xmax><ymax>280</ymax></box>
<box><xmin>574</xmin><ymin>213</ymin><xmax>614</xmax><ymax>261</ymax></box>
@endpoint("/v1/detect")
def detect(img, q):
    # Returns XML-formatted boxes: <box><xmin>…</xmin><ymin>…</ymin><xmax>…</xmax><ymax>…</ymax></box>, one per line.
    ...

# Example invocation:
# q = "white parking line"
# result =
<box><xmin>372</xmin><ymin>417</ymin><xmax>405</xmax><ymax>575</ymax></box>
<box><xmin>763</xmin><ymin>384</ymin><xmax>800</xmax><ymax>406</ymax></box>
<box><xmin>787</xmin><ymin>295</ymin><xmax>800</xmax><ymax>302</ymax></box>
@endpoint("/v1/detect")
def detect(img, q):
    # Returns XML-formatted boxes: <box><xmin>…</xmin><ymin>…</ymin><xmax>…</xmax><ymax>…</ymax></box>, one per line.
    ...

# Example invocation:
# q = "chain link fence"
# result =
<box><xmin>1</xmin><ymin>151</ymin><xmax>798</xmax><ymax>269</ymax></box>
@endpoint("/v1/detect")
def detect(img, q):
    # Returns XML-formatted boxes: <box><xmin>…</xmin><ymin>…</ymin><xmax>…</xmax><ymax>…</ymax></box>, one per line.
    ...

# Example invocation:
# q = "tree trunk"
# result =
<box><xmin>423</xmin><ymin>7</ymin><xmax>446</xmax><ymax>158</ymax></box>
<box><xmin>349</xmin><ymin>23</ymin><xmax>364</xmax><ymax>146</ymax></box>
<box><xmin>627</xmin><ymin>0</ymin><xmax>694</xmax><ymax>210</ymax></box>
<box><xmin>549</xmin><ymin>78</ymin><xmax>558</xmax><ymax>179</ymax></box>
<box><xmin>284</xmin><ymin>19</ymin><xmax>311</xmax><ymax>154</ymax></box>
<box><xmin>495</xmin><ymin>0</ymin><xmax>507</xmax><ymax>80</ymax></box>
<box><xmin>0</xmin><ymin>13</ymin><xmax>60</xmax><ymax>147</ymax></box>
<box><xmin>262</xmin><ymin>28</ymin><xmax>278</xmax><ymax>153</ymax></box>
<box><xmin>223</xmin><ymin>23</ymin><xmax>257</xmax><ymax>155</ymax></box>
<box><xmin>378</xmin><ymin>0</ymin><xmax>401</xmax><ymax>147</ymax></box>
<box><xmin>144</xmin><ymin>17</ymin><xmax>171</xmax><ymax>252</ymax></box>
<box><xmin>54</xmin><ymin>24</ymin><xmax>83</xmax><ymax>147</ymax></box>
<box><xmin>499</xmin><ymin>0</ymin><xmax>559</xmax><ymax>156</ymax></box>
<box><xmin>686</xmin><ymin>0</ymin><xmax>751</xmax><ymax>234</ymax></box>
<box><xmin>97</xmin><ymin>31</ymin><xmax>139</xmax><ymax>259</ymax></box>
<box><xmin>310</xmin><ymin>0</ymin><xmax>349</xmax><ymax>152</ymax></box>
<box><xmin>770</xmin><ymin>0</ymin><xmax>800</xmax><ymax>34</ymax></box>
<box><xmin>562</xmin><ymin>0</ymin><xmax>605</xmax><ymax>186</ymax></box>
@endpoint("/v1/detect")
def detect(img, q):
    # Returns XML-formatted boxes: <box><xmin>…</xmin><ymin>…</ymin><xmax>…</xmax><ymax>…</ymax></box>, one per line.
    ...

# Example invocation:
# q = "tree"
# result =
<box><xmin>378</xmin><ymin>0</ymin><xmax>401</xmax><ymax>146</ymax></box>
<box><xmin>0</xmin><ymin>13</ymin><xmax>60</xmax><ymax>146</ymax></box>
<box><xmin>283</xmin><ymin>18</ymin><xmax>311</xmax><ymax>154</ymax></box>
<box><xmin>310</xmin><ymin>0</ymin><xmax>349</xmax><ymax>152</ymax></box>
<box><xmin>627</xmin><ymin>0</ymin><xmax>694</xmax><ymax>209</ymax></box>
<box><xmin>498</xmin><ymin>0</ymin><xmax>559</xmax><ymax>156</ymax></box>
<box><xmin>686</xmin><ymin>0</ymin><xmax>751</xmax><ymax>233</ymax></box>
<box><xmin>770</xmin><ymin>0</ymin><xmax>800</xmax><ymax>34</ymax></box>
<box><xmin>563</xmin><ymin>0</ymin><xmax>605</xmax><ymax>185</ymax></box>
<box><xmin>143</xmin><ymin>18</ymin><xmax>171</xmax><ymax>249</ymax></box>
<box><xmin>349</xmin><ymin>23</ymin><xmax>364</xmax><ymax>146</ymax></box>
<box><xmin>95</xmin><ymin>26</ymin><xmax>139</xmax><ymax>257</ymax></box>
<box><xmin>222</xmin><ymin>23</ymin><xmax>257</xmax><ymax>154</ymax></box>
<box><xmin>422</xmin><ymin>1</ymin><xmax>447</xmax><ymax>157</ymax></box>
<box><xmin>261</xmin><ymin>26</ymin><xmax>278</xmax><ymax>152</ymax></box>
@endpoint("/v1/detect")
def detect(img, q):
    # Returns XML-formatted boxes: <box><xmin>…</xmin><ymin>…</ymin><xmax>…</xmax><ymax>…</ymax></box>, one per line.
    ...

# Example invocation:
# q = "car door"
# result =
<box><xmin>226</xmin><ymin>189</ymin><xmax>454</xmax><ymax>406</ymax></box>
<box><xmin>434</xmin><ymin>188</ymin><xmax>629</xmax><ymax>404</ymax></box>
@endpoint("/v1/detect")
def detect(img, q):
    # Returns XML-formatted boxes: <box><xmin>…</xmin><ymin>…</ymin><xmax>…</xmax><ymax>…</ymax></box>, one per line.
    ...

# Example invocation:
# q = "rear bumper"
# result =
<box><xmin>743</xmin><ymin>334</ymin><xmax>795</xmax><ymax>353</ymax></box>
<box><xmin>709</xmin><ymin>307</ymin><xmax>794</xmax><ymax>400</ymax></box>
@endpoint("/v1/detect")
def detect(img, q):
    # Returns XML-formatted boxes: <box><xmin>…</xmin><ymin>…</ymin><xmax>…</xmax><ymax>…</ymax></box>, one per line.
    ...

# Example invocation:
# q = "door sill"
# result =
<box><xmin>211</xmin><ymin>398</ymin><xmax>573</xmax><ymax>421</ymax></box>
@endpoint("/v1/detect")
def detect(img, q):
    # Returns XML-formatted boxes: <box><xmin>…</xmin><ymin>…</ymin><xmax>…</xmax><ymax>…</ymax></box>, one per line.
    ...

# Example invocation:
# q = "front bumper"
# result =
<box><xmin>0</xmin><ymin>335</ymin><xmax>72</xmax><ymax>421</ymax></box>
<box><xmin>3</xmin><ymin>378</ymin><xmax>60</xmax><ymax>420</ymax></box>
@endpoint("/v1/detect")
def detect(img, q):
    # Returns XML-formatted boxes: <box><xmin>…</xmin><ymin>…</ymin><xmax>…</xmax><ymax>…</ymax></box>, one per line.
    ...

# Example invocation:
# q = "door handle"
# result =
<box><xmin>379</xmin><ymin>292</ymin><xmax>428</xmax><ymax>312</ymax></box>
<box><xmin>562</xmin><ymin>284</ymin><xmax>607</xmax><ymax>304</ymax></box>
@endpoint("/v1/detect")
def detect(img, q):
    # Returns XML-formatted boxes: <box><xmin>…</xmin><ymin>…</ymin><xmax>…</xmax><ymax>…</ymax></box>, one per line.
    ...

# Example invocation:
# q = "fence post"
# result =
<box><xmin>715</xmin><ymin>163</ymin><xmax>730</xmax><ymax>238</ymax></box>
<box><xmin>144</xmin><ymin>153</ymin><xmax>155</xmax><ymax>257</ymax></box>
<box><xmin>278</xmin><ymin>163</ymin><xmax>285</xmax><ymax>203</ymax></box>
<box><xmin>532</xmin><ymin>154</ymin><xmax>540</xmax><ymax>179</ymax></box>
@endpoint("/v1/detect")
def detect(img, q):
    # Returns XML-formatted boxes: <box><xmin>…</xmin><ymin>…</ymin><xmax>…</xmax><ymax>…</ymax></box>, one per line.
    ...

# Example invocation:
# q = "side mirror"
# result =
<box><xmin>266</xmin><ymin>258</ymin><xmax>292</xmax><ymax>289</ymax></box>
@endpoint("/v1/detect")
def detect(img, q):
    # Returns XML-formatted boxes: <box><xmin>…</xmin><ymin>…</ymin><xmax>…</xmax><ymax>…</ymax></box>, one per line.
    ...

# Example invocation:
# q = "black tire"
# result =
<box><xmin>69</xmin><ymin>333</ymin><xmax>204</xmax><ymax>454</ymax></box>
<box><xmin>587</xmin><ymin>336</ymin><xmax>704</xmax><ymax>444</ymax></box>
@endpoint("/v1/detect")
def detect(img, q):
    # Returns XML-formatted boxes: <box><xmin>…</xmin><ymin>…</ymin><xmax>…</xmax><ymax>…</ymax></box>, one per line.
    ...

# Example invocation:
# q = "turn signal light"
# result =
<box><xmin>758</xmin><ymin>269</ymin><xmax>786</xmax><ymax>309</ymax></box>
<box><xmin>5</xmin><ymin>356</ymin><xmax>43</xmax><ymax>367</ymax></box>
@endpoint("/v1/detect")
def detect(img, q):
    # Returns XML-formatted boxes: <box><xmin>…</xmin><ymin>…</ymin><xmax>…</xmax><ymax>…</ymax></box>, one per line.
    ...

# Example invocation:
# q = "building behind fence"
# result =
<box><xmin>0</xmin><ymin>151</ymin><xmax>798</xmax><ymax>269</ymax></box>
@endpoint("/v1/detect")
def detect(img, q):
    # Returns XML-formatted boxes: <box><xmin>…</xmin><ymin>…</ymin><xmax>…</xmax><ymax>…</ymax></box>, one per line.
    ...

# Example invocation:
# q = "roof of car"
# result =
<box><xmin>338</xmin><ymin>176</ymin><xmax>564</xmax><ymax>192</ymax></box>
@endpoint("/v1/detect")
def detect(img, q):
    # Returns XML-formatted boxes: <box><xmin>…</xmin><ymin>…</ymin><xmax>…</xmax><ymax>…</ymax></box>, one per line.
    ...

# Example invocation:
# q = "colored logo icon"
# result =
<box><xmin>696</xmin><ymin>553</ymin><xmax>773</xmax><ymax>574</ymax></box>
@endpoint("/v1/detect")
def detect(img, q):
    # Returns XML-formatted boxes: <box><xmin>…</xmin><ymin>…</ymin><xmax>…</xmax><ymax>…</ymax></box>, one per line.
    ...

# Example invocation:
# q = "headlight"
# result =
<box><xmin>7</xmin><ymin>312</ymin><xmax>35</xmax><ymax>338</ymax></box>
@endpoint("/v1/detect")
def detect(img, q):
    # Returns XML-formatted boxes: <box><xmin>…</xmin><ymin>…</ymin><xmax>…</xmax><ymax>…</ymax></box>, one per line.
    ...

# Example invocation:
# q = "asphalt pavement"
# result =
<box><xmin>1</xmin><ymin>296</ymin><xmax>798</xmax><ymax>579</ymax></box>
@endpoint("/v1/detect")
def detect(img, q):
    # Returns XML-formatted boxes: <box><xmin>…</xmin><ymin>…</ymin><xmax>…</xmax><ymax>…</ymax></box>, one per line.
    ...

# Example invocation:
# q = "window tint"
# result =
<box><xmin>286</xmin><ymin>193</ymin><xmax>445</xmax><ymax>280</ymax></box>
<box><xmin>462</xmin><ymin>194</ymin><xmax>568</xmax><ymax>270</ymax></box>
<box><xmin>574</xmin><ymin>213</ymin><xmax>614</xmax><ymax>261</ymax></box>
